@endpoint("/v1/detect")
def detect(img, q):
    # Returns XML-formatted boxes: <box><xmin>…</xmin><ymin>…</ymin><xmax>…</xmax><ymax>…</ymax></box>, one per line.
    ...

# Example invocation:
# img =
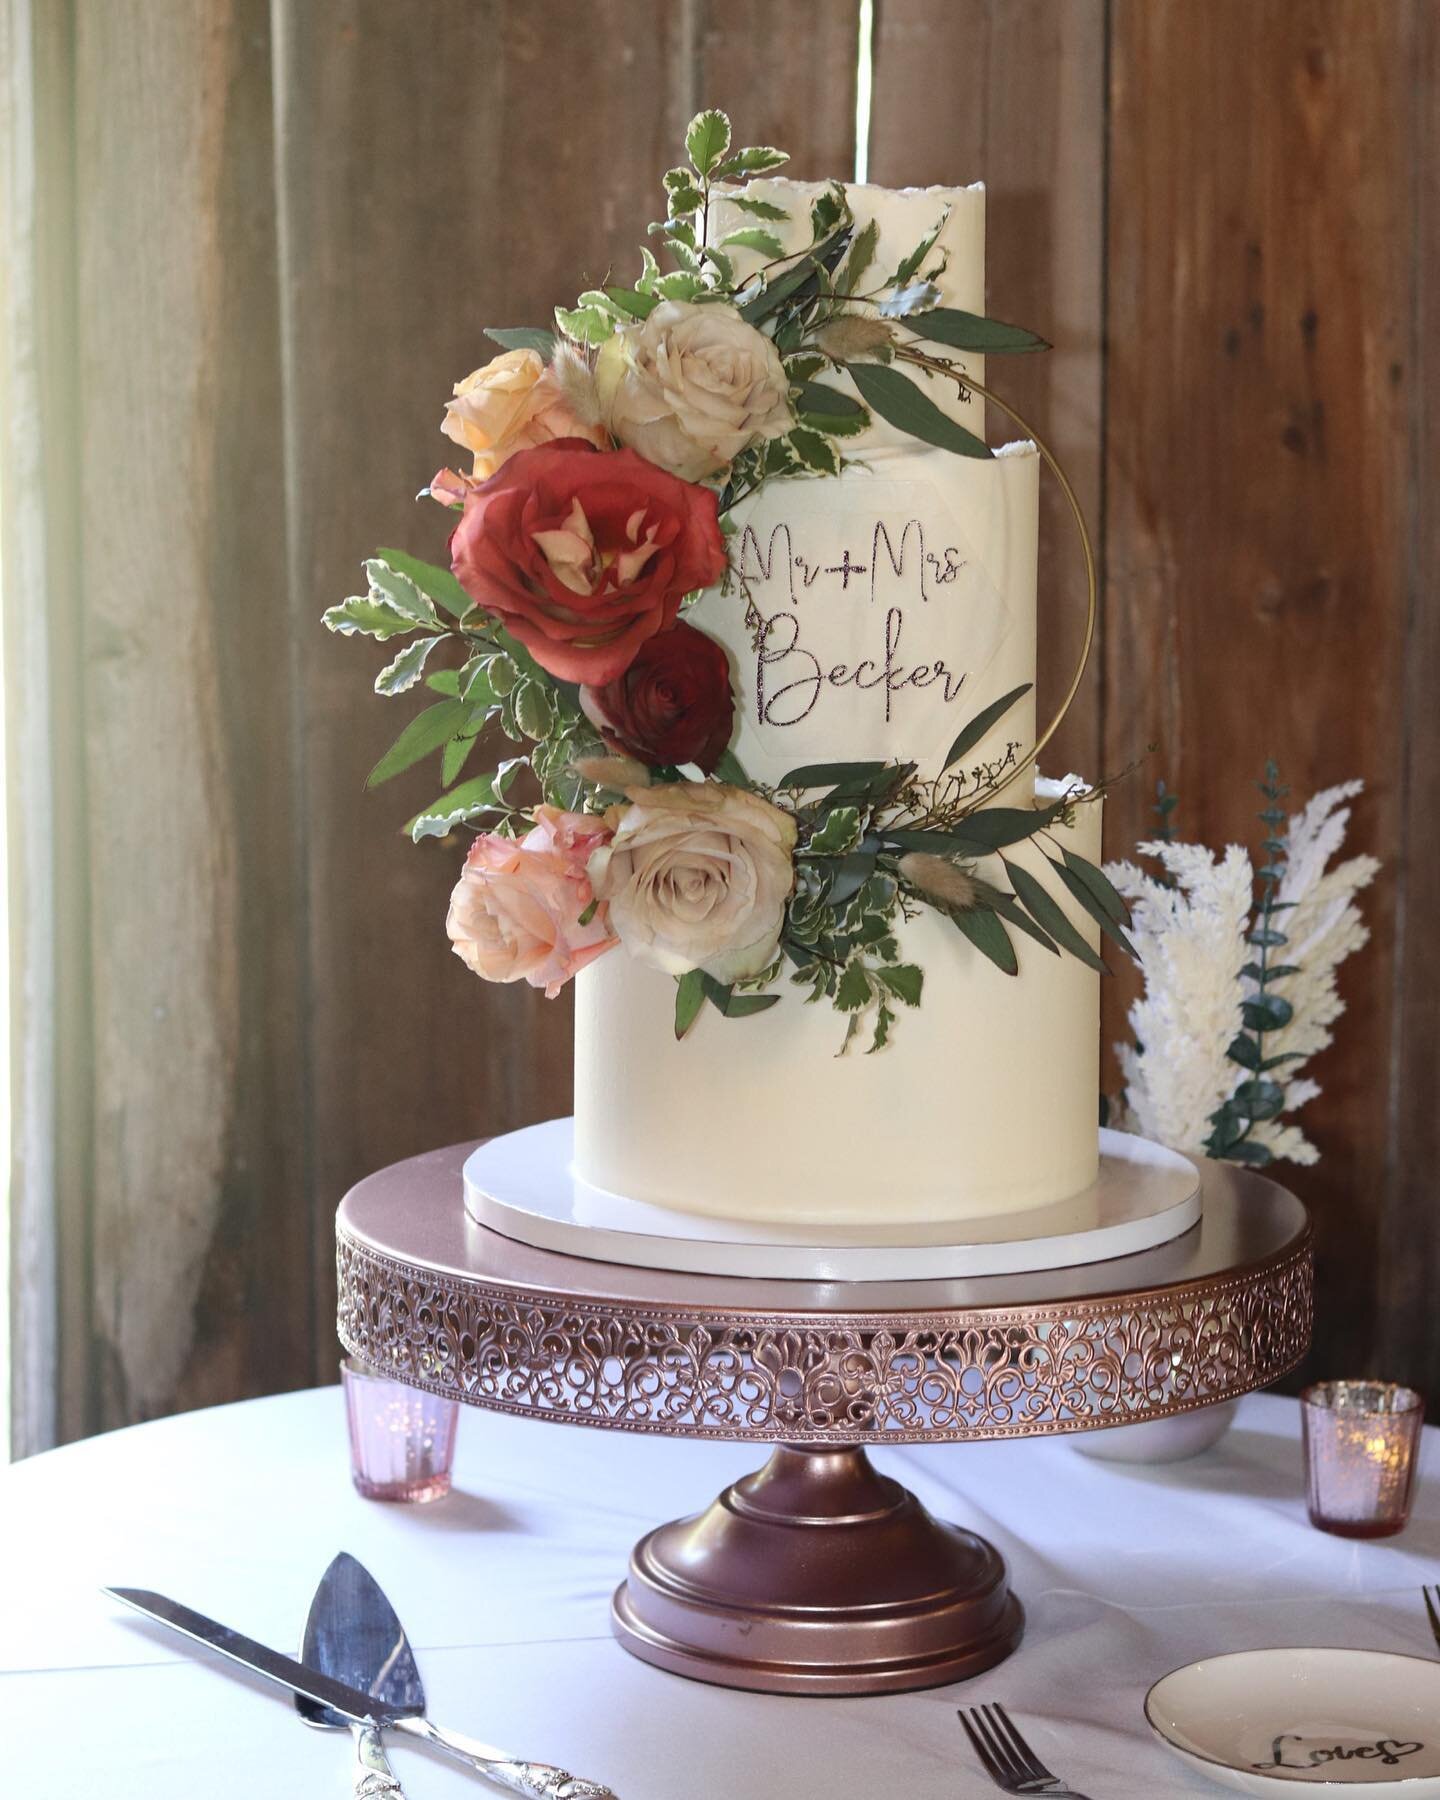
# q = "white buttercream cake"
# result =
<box><xmin>572</xmin><ymin>180</ymin><xmax>1103</xmax><ymax>1225</ymax></box>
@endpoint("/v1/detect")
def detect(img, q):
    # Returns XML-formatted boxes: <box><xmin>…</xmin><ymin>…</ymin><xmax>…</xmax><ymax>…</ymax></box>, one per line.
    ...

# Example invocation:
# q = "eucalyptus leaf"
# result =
<box><xmin>987</xmin><ymin>893</ymin><xmax>1060</xmax><ymax>957</ymax></box>
<box><xmin>901</xmin><ymin>307</ymin><xmax>1050</xmax><ymax>354</ymax></box>
<box><xmin>1242</xmin><ymin>992</ymin><xmax>1294</xmax><ymax>1031</ymax></box>
<box><xmin>779</xmin><ymin>758</ymin><xmax>887</xmax><ymax>790</ymax></box>
<box><xmin>1002</xmin><ymin>858</ymin><xmax>1107</xmax><ymax>973</ymax></box>
<box><xmin>951</xmin><ymin>906</ymin><xmax>1019</xmax><ymax>976</ymax></box>
<box><xmin>375</xmin><ymin>633</ymin><xmax>446</xmax><ymax>697</ymax></box>
<box><xmin>943</xmin><ymin>683</ymin><xmax>1032</xmax><ymax>769</ymax></box>
<box><xmin>1224</xmin><ymin>1140</ymin><xmax>1275</xmax><ymax>1168</ymax></box>
<box><xmin>674</xmin><ymin>970</ymin><xmax>706</xmax><ymax>1040</ymax></box>
<box><xmin>1231</xmin><ymin>1077</ymin><xmax>1286</xmax><ymax>1121</ymax></box>
<box><xmin>714</xmin><ymin>747</ymin><xmax>749</xmax><ymax>785</ymax></box>
<box><xmin>1059</xmin><ymin>849</ymin><xmax>1130</xmax><ymax>926</ymax></box>
<box><xmin>427</xmin><ymin>670</ymin><xmax>461</xmax><ymax>697</ymax></box>
<box><xmin>441</xmin><ymin>731</ymin><xmax>478</xmax><ymax>788</ymax></box>
<box><xmin>367</xmin><ymin>699</ymin><xmax>466</xmax><ymax>788</ymax></box>
<box><xmin>1226</xmin><ymin>1033</ymin><xmax>1263</xmax><ymax>1071</ymax></box>
<box><xmin>941</xmin><ymin>805</ymin><xmax>1056</xmax><ymax>849</ymax></box>
<box><xmin>1047</xmin><ymin>858</ymin><xmax>1138</xmax><ymax>958</ymax></box>
<box><xmin>483</xmin><ymin>326</ymin><xmax>557</xmax><ymax>360</ymax></box>
<box><xmin>847</xmin><ymin>362</ymin><xmax>992</xmax><ymax>459</ymax></box>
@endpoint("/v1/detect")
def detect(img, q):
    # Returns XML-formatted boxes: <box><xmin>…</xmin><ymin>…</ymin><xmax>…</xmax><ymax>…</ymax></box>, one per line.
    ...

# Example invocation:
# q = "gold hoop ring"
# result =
<box><xmin>940</xmin><ymin>369</ymin><xmax>1097</xmax><ymax>809</ymax></box>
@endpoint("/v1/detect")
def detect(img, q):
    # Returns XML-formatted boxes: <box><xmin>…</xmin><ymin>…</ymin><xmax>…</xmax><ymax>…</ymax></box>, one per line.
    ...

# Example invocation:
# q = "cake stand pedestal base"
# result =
<box><xmin>610</xmin><ymin>1443</ymin><xmax>1023</xmax><ymax>1696</ymax></box>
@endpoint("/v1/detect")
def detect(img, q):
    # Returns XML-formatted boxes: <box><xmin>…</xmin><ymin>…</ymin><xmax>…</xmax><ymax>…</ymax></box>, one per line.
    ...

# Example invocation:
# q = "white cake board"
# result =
<box><xmin>463</xmin><ymin>1119</ymin><xmax>1202</xmax><ymax>1280</ymax></box>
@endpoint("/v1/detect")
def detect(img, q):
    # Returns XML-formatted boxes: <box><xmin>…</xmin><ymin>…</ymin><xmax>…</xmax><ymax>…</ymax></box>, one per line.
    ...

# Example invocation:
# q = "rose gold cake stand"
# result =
<box><xmin>336</xmin><ymin>1142</ymin><xmax>1312</xmax><ymax>1697</ymax></box>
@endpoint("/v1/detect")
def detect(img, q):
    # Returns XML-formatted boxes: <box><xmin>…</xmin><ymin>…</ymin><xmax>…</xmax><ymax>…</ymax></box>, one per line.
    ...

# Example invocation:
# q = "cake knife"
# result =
<box><xmin>105</xmin><ymin>1585</ymin><xmax>618</xmax><ymax>1797</ymax></box>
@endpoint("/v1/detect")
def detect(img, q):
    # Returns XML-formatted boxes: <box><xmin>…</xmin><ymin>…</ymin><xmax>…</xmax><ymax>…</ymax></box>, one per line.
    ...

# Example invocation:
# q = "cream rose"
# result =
<box><xmin>439</xmin><ymin>348</ymin><xmax>607</xmax><ymax>486</ymax></box>
<box><xmin>588</xmin><ymin>781</ymin><xmax>797</xmax><ymax>982</ymax></box>
<box><xmin>594</xmin><ymin>300</ymin><xmax>792</xmax><ymax>482</ymax></box>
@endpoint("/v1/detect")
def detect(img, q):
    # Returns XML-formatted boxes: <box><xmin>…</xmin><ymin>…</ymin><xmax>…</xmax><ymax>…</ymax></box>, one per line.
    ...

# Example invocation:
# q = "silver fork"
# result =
<box><xmin>958</xmin><ymin>1703</ymin><xmax>1094</xmax><ymax>1798</ymax></box>
<box><xmin>1422</xmin><ymin>1586</ymin><xmax>1440</xmax><ymax>1652</ymax></box>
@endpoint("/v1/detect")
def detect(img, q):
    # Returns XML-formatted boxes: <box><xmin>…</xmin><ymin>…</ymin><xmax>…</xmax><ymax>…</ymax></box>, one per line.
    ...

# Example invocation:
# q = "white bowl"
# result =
<box><xmin>1074</xmin><ymin>1398</ymin><xmax>1240</xmax><ymax>1463</ymax></box>
<box><xmin>1145</xmin><ymin>1649</ymin><xmax>1440</xmax><ymax>1795</ymax></box>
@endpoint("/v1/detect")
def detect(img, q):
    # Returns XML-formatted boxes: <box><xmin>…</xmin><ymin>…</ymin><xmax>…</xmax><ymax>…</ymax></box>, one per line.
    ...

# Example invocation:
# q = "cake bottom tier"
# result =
<box><xmin>574</xmin><ymin>791</ymin><xmax>1102</xmax><ymax>1226</ymax></box>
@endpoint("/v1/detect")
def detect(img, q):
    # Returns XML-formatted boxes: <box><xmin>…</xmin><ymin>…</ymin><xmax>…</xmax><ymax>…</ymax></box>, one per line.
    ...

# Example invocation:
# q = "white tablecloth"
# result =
<box><xmin>4</xmin><ymin>1388</ymin><xmax>1438</xmax><ymax>1797</ymax></box>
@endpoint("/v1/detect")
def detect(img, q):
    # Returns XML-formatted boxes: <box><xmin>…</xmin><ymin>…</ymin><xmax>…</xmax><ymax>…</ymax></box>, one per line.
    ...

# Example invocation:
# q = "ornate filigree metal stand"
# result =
<box><xmin>336</xmin><ymin>1143</ymin><xmax>1312</xmax><ymax>1696</ymax></box>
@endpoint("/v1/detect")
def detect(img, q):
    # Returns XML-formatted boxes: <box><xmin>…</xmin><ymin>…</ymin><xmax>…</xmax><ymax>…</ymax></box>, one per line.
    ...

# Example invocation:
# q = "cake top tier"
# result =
<box><xmin>710</xmin><ymin>180</ymin><xmax>987</xmax><ymax>452</ymax></box>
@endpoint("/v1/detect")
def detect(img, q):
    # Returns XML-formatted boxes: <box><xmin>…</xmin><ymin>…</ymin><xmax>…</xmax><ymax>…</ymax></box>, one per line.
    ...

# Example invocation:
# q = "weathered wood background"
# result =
<box><xmin>7</xmin><ymin>0</ymin><xmax>1435</xmax><ymax>1446</ymax></box>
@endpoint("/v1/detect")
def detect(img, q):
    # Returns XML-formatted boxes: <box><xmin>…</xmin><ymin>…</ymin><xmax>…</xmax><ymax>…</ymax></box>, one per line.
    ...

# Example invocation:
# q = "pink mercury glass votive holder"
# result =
<box><xmin>1301</xmin><ymin>1380</ymin><xmax>1425</xmax><ymax>1539</ymax></box>
<box><xmin>342</xmin><ymin>1358</ymin><xmax>459</xmax><ymax>1503</ymax></box>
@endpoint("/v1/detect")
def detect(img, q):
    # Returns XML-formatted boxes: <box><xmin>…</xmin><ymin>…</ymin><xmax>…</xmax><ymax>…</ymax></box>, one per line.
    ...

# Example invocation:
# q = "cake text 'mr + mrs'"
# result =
<box><xmin>737</xmin><ymin>518</ymin><xmax>971</xmax><ymax>728</ymax></box>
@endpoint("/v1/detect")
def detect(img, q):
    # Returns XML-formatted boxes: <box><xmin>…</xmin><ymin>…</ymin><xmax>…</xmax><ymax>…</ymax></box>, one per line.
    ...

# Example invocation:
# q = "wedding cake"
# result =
<box><xmin>329</xmin><ymin>113</ymin><xmax>1117</xmax><ymax>1237</ymax></box>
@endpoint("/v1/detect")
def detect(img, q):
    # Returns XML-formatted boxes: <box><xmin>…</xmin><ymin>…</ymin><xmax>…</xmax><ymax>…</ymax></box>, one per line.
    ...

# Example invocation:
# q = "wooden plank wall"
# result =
<box><xmin>23</xmin><ymin>0</ymin><xmax>1434</xmax><ymax>1440</ymax></box>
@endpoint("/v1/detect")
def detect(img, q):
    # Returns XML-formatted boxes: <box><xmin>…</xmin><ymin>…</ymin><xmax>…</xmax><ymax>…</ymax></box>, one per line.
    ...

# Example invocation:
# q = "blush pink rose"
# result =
<box><xmin>446</xmin><ymin>806</ymin><xmax>616</xmax><ymax>998</ymax></box>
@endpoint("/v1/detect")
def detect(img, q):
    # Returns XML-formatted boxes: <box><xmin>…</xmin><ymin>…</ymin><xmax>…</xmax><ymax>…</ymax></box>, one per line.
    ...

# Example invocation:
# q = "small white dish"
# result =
<box><xmin>1145</xmin><ymin>1649</ymin><xmax>1440</xmax><ymax>1795</ymax></box>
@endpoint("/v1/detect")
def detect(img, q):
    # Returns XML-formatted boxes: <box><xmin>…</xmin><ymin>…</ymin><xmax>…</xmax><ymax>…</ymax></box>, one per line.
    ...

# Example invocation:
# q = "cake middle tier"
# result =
<box><xmin>574</xmin><ymin>779</ymin><xmax>1102</xmax><ymax>1226</ymax></box>
<box><xmin>690</xmin><ymin>442</ymin><xmax>1039</xmax><ymax>789</ymax></box>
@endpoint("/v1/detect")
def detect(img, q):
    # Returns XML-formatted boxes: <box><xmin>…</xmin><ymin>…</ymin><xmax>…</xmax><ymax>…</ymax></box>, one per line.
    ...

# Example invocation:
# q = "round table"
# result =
<box><xmin>6</xmin><ymin>1388</ymin><xmax>1438</xmax><ymax>1798</ymax></box>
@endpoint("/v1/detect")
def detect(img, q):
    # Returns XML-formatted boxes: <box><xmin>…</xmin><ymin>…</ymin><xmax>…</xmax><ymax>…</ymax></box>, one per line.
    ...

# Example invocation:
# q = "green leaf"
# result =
<box><xmin>674</xmin><ymin>970</ymin><xmax>706</xmax><ymax>1040</ymax></box>
<box><xmin>714</xmin><ymin>747</ymin><xmax>749</xmax><ymax>785</ymax></box>
<box><xmin>1060</xmin><ymin>849</ymin><xmax>1131</xmax><ymax>926</ymax></box>
<box><xmin>1246</xmin><ymin>926</ymin><xmax>1289</xmax><ymax>948</ymax></box>
<box><xmin>653</xmin><ymin>271</ymin><xmax>705</xmax><ymax>303</ymax></box>
<box><xmin>1047</xmin><ymin>858</ymin><xmax>1137</xmax><ymax>958</ymax></box>
<box><xmin>323</xmin><ymin>594</ymin><xmax>420</xmax><ymax>641</ymax></box>
<box><xmin>407</xmin><ymin>762</ymin><xmax>522</xmax><ymax>841</ymax></box>
<box><xmin>723</xmin><ymin>194</ymin><xmax>790</xmax><ymax>221</ymax></box>
<box><xmin>554</xmin><ymin>304</ymin><xmax>615</xmax><ymax>346</ymax></box>
<box><xmin>807</xmin><ymin>806</ymin><xmax>862</xmax><ymax>856</ymax></box>
<box><xmin>847</xmin><ymin>362</ymin><xmax>992</xmax><ymax>459</ymax></box>
<box><xmin>835</xmin><ymin>960</ymin><xmax>873</xmax><ymax>1012</ymax></box>
<box><xmin>713</xmin><ymin>145</ymin><xmax>789</xmax><ymax>180</ymax></box>
<box><xmin>1223</xmin><ymin>1139</ymin><xmax>1275</xmax><ymax>1169</ymax></box>
<box><xmin>374</xmin><ymin>547</ymin><xmax>473</xmax><ymax>620</ymax></box>
<box><xmin>513</xmin><ymin>678</ymin><xmax>555</xmax><ymax>741</ymax></box>
<box><xmin>987</xmin><ymin>893</ymin><xmax>1061</xmax><ymax>957</ymax></box>
<box><xmin>792</xmin><ymin>379</ymin><xmax>865</xmax><ymax>418</ymax></box>
<box><xmin>701</xmin><ymin>245</ymin><xmax>735</xmax><ymax>286</ymax></box>
<box><xmin>441</xmin><ymin>731</ymin><xmax>478</xmax><ymax>787</ymax></box>
<box><xmin>942</xmin><ymin>806</ymin><xmax>1054</xmax><ymax>849</ymax></box>
<box><xmin>1232</xmin><ymin>1078</ymin><xmax>1286</xmax><ymax>1121</ymax></box>
<box><xmin>787</xmin><ymin>426</ymin><xmax>842</xmax><ymax>475</ymax></box>
<box><xmin>720</xmin><ymin>227</ymin><xmax>786</xmax><ymax>259</ymax></box>
<box><xmin>1260</xmin><ymin>1050</ymin><xmax>1307</xmax><ymax>1071</ymax></box>
<box><xmin>739</xmin><ymin>250</ymin><xmax>829</xmax><ymax>324</ymax></box>
<box><xmin>809</xmin><ymin>186</ymin><xmax>846</xmax><ymax>239</ymax></box>
<box><xmin>798</xmin><ymin>404</ymin><xmax>870</xmax><ymax>439</ymax></box>
<box><xmin>1226</xmin><ymin>1033</ymin><xmax>1263</xmax><ymax>1071</ymax></box>
<box><xmin>686</xmin><ymin>109</ymin><xmax>731</xmax><ymax>175</ymax></box>
<box><xmin>875</xmin><ymin>280</ymin><xmax>942</xmax><ymax>318</ymax></box>
<box><xmin>1242</xmin><ymin>992</ymin><xmax>1294</xmax><ymax>1031</ymax></box>
<box><xmin>943</xmin><ymin>683</ymin><xmax>1033</xmax><ymax>770</ymax></box>
<box><xmin>1241</xmin><ymin>961</ymin><xmax>1301</xmax><ymax>983</ymax></box>
<box><xmin>876</xmin><ymin>962</ymin><xmax>923</xmax><ymax>1007</ymax></box>
<box><xmin>427</xmin><ymin>670</ymin><xmax>461</xmax><ymax>696</ymax></box>
<box><xmin>484</xmin><ymin>326</ymin><xmax>557</xmax><ymax>359</ymax></box>
<box><xmin>367</xmin><ymin>699</ymin><xmax>466</xmax><ymax>787</ymax></box>
<box><xmin>459</xmin><ymin>656</ymin><xmax>497</xmax><ymax>706</ymax></box>
<box><xmin>901</xmin><ymin>307</ymin><xmax>1050</xmax><ymax>354</ymax></box>
<box><xmin>881</xmin><ymin>827</ymin><xmax>990</xmax><ymax>856</ymax></box>
<box><xmin>365</xmin><ymin>558</ymin><xmax>441</xmax><ymax>627</ymax></box>
<box><xmin>375</xmin><ymin>633</ymin><xmax>446</xmax><ymax>697</ymax></box>
<box><xmin>636</xmin><ymin>247</ymin><xmax>661</xmax><ymax>294</ymax></box>
<box><xmin>699</xmin><ymin>973</ymin><xmax>780</xmax><ymax>1019</ymax></box>
<box><xmin>838</xmin><ymin>217</ymin><xmax>878</xmax><ymax>294</ymax></box>
<box><xmin>1002</xmin><ymin>859</ymin><xmax>1108</xmax><ymax>973</ymax></box>
<box><xmin>888</xmin><ymin>214</ymin><xmax>947</xmax><ymax>288</ymax></box>
<box><xmin>951</xmin><ymin>907</ymin><xmax>1019</xmax><ymax>976</ymax></box>
<box><xmin>779</xmin><ymin>758</ymin><xmax>888</xmax><ymax>790</ymax></box>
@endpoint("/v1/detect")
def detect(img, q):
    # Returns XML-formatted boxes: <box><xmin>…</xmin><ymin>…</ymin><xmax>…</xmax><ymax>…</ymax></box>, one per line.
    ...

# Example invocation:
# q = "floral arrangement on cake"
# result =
<box><xmin>1106</xmin><ymin>765</ymin><xmax>1379</xmax><ymax>1169</ymax></box>
<box><xmin>326</xmin><ymin>111</ymin><xmax>1129</xmax><ymax>1050</ymax></box>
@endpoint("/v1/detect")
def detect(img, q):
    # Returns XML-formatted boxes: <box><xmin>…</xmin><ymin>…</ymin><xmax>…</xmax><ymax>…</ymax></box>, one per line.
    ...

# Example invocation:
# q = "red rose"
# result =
<box><xmin>581</xmin><ymin>621</ymin><xmax>736</xmax><ymax>773</ymax></box>
<box><xmin>449</xmin><ymin>439</ymin><xmax>727</xmax><ymax>685</ymax></box>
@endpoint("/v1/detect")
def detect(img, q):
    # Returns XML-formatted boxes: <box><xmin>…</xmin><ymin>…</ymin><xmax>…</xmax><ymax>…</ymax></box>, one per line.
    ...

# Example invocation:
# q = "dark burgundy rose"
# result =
<box><xmin>449</xmin><ymin>439</ymin><xmax>727</xmax><ymax>686</ymax></box>
<box><xmin>580</xmin><ymin>621</ymin><xmax>736</xmax><ymax>773</ymax></box>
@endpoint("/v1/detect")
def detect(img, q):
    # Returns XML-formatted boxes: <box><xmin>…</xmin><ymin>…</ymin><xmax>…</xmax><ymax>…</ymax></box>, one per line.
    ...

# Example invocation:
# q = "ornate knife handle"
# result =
<box><xmin>352</xmin><ymin>1723</ymin><xmax>406</xmax><ymax>1798</ymax></box>
<box><xmin>396</xmin><ymin>1718</ymin><xmax>617</xmax><ymax>1799</ymax></box>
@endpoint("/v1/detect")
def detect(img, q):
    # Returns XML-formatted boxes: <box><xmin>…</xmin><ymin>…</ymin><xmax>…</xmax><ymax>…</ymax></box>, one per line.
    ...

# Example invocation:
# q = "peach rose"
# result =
<box><xmin>587</xmin><ymin>782</ymin><xmax>796</xmax><ymax>982</ymax></box>
<box><xmin>446</xmin><ymin>806</ymin><xmax>616</xmax><ymax>998</ymax></box>
<box><xmin>431</xmin><ymin>348</ymin><xmax>607</xmax><ymax>503</ymax></box>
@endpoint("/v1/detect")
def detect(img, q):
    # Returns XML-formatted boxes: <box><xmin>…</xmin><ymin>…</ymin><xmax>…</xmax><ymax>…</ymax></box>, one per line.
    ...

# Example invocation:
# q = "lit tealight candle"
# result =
<box><xmin>1301</xmin><ymin>1381</ymin><xmax>1424</xmax><ymax>1539</ymax></box>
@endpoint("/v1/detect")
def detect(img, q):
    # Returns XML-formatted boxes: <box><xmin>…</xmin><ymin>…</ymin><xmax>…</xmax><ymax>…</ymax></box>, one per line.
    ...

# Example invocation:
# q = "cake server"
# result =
<box><xmin>105</xmin><ymin>1585</ymin><xmax>618</xmax><ymax>1798</ymax></box>
<box><xmin>296</xmin><ymin>1553</ymin><xmax>409</xmax><ymax>1797</ymax></box>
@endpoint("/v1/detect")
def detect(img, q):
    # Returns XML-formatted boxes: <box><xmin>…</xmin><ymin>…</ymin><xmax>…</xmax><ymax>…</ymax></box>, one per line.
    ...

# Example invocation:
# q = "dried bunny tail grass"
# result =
<box><xmin>551</xmin><ymin>341</ymin><xmax>606</xmax><ymax>429</ymax></box>
<box><xmin>898</xmin><ymin>851</ymin><xmax>982</xmax><ymax>911</ymax></box>
<box><xmin>571</xmin><ymin>753</ymin><xmax>651</xmax><ymax>791</ymax></box>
